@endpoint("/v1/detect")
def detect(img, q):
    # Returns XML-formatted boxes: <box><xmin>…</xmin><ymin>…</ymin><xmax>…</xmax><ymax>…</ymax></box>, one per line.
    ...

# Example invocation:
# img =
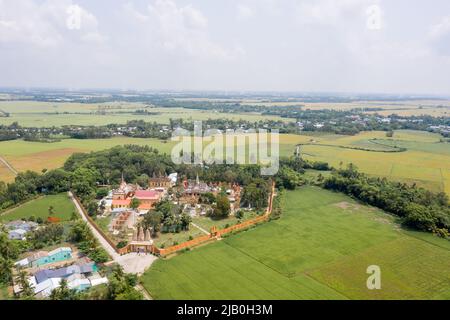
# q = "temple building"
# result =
<box><xmin>180</xmin><ymin>175</ymin><xmax>219</xmax><ymax>204</ymax></box>
<box><xmin>149</xmin><ymin>173</ymin><xmax>173</xmax><ymax>189</ymax></box>
<box><xmin>134</xmin><ymin>190</ymin><xmax>161</xmax><ymax>210</ymax></box>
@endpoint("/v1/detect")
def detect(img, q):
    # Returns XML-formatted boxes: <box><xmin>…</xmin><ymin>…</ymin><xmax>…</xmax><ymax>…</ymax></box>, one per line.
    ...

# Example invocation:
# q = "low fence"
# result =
<box><xmin>152</xmin><ymin>234</ymin><xmax>216</xmax><ymax>256</ymax></box>
<box><xmin>155</xmin><ymin>181</ymin><xmax>276</xmax><ymax>257</ymax></box>
<box><xmin>71</xmin><ymin>192</ymin><xmax>120</xmax><ymax>254</ymax></box>
<box><xmin>72</xmin><ymin>180</ymin><xmax>276</xmax><ymax>258</ymax></box>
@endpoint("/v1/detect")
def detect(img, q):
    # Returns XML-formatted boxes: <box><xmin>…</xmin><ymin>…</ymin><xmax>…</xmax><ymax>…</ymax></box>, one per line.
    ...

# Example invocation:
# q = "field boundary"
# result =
<box><xmin>297</xmin><ymin>141</ymin><xmax>406</xmax><ymax>153</ymax></box>
<box><xmin>0</xmin><ymin>195</ymin><xmax>43</xmax><ymax>217</ymax></box>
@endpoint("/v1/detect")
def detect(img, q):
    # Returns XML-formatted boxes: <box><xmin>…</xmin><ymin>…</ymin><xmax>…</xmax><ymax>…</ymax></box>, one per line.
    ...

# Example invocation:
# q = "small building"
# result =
<box><xmin>15</xmin><ymin>247</ymin><xmax>73</xmax><ymax>268</ymax></box>
<box><xmin>5</xmin><ymin>220</ymin><xmax>38</xmax><ymax>232</ymax></box>
<box><xmin>149</xmin><ymin>174</ymin><xmax>172</xmax><ymax>189</ymax></box>
<box><xmin>112</xmin><ymin>198</ymin><xmax>131</xmax><ymax>209</ymax></box>
<box><xmin>24</xmin><ymin>262</ymin><xmax>107</xmax><ymax>298</ymax></box>
<box><xmin>8</xmin><ymin>229</ymin><xmax>28</xmax><ymax>240</ymax></box>
<box><xmin>134</xmin><ymin>190</ymin><xmax>161</xmax><ymax>210</ymax></box>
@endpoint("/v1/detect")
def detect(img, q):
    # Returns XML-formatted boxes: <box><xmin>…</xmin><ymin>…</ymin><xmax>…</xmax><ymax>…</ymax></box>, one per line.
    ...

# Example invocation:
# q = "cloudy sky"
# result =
<box><xmin>1</xmin><ymin>0</ymin><xmax>450</xmax><ymax>95</ymax></box>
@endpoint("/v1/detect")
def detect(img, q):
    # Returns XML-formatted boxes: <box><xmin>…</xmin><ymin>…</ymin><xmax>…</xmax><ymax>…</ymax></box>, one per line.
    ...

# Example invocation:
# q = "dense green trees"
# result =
<box><xmin>49</xmin><ymin>279</ymin><xmax>80</xmax><ymax>300</ymax></box>
<box><xmin>212</xmin><ymin>195</ymin><xmax>231</xmax><ymax>219</ymax></box>
<box><xmin>69</xmin><ymin>221</ymin><xmax>109</xmax><ymax>263</ymax></box>
<box><xmin>275</xmin><ymin>166</ymin><xmax>305</xmax><ymax>190</ymax></box>
<box><xmin>324</xmin><ymin>164</ymin><xmax>450</xmax><ymax>237</ymax></box>
<box><xmin>106</xmin><ymin>266</ymin><xmax>143</xmax><ymax>300</ymax></box>
<box><xmin>141</xmin><ymin>200</ymin><xmax>192</xmax><ymax>235</ymax></box>
<box><xmin>0</xmin><ymin>232</ymin><xmax>20</xmax><ymax>285</ymax></box>
<box><xmin>14</xmin><ymin>269</ymin><xmax>35</xmax><ymax>300</ymax></box>
<box><xmin>28</xmin><ymin>224</ymin><xmax>64</xmax><ymax>249</ymax></box>
<box><xmin>241</xmin><ymin>178</ymin><xmax>270</xmax><ymax>210</ymax></box>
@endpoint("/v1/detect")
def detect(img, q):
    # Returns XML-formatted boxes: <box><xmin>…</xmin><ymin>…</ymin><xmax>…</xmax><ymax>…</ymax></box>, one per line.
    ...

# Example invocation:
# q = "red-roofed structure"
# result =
<box><xmin>112</xmin><ymin>199</ymin><xmax>131</xmax><ymax>208</ymax></box>
<box><xmin>134</xmin><ymin>190</ymin><xmax>161</xmax><ymax>210</ymax></box>
<box><xmin>134</xmin><ymin>190</ymin><xmax>160</xmax><ymax>200</ymax></box>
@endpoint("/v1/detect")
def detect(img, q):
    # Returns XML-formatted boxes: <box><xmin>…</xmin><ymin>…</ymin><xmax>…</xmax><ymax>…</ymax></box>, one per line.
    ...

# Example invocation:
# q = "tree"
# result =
<box><xmin>87</xmin><ymin>200</ymin><xmax>99</xmax><ymax>217</ymax></box>
<box><xmin>235</xmin><ymin>210</ymin><xmax>244</xmax><ymax>219</ymax></box>
<box><xmin>29</xmin><ymin>224</ymin><xmax>64</xmax><ymax>249</ymax></box>
<box><xmin>15</xmin><ymin>269</ymin><xmax>35</xmax><ymax>300</ymax></box>
<box><xmin>199</xmin><ymin>192</ymin><xmax>216</xmax><ymax>204</ymax></box>
<box><xmin>141</xmin><ymin>211</ymin><xmax>162</xmax><ymax>236</ymax></box>
<box><xmin>180</xmin><ymin>213</ymin><xmax>192</xmax><ymax>230</ymax></box>
<box><xmin>276</xmin><ymin>167</ymin><xmax>304</xmax><ymax>190</ymax></box>
<box><xmin>212</xmin><ymin>195</ymin><xmax>231</xmax><ymax>219</ymax></box>
<box><xmin>241</xmin><ymin>179</ymin><xmax>270</xmax><ymax>210</ymax></box>
<box><xmin>136</xmin><ymin>174</ymin><xmax>150</xmax><ymax>188</ymax></box>
<box><xmin>49</xmin><ymin>279</ymin><xmax>79</xmax><ymax>300</ymax></box>
<box><xmin>96</xmin><ymin>188</ymin><xmax>109</xmax><ymax>199</ymax></box>
<box><xmin>0</xmin><ymin>257</ymin><xmax>14</xmax><ymax>285</ymax></box>
<box><xmin>106</xmin><ymin>266</ymin><xmax>143</xmax><ymax>300</ymax></box>
<box><xmin>130</xmin><ymin>198</ymin><xmax>141</xmax><ymax>211</ymax></box>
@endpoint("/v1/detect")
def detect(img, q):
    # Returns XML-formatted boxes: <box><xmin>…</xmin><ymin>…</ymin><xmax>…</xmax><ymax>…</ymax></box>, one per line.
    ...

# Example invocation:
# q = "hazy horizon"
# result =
<box><xmin>1</xmin><ymin>0</ymin><xmax>450</xmax><ymax>95</ymax></box>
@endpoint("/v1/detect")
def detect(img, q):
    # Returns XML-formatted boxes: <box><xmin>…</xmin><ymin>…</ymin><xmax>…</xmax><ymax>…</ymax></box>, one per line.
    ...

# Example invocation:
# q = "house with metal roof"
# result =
<box><xmin>8</xmin><ymin>229</ymin><xmax>28</xmax><ymax>240</ymax></box>
<box><xmin>15</xmin><ymin>247</ymin><xmax>73</xmax><ymax>268</ymax></box>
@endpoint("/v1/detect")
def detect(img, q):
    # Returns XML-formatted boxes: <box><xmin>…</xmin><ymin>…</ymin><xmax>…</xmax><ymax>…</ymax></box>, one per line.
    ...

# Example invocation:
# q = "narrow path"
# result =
<box><xmin>68</xmin><ymin>191</ymin><xmax>120</xmax><ymax>260</ymax></box>
<box><xmin>0</xmin><ymin>155</ymin><xmax>18</xmax><ymax>175</ymax></box>
<box><xmin>69</xmin><ymin>191</ymin><xmax>158</xmax><ymax>276</ymax></box>
<box><xmin>135</xmin><ymin>284</ymin><xmax>153</xmax><ymax>300</ymax></box>
<box><xmin>191</xmin><ymin>222</ymin><xmax>210</xmax><ymax>235</ymax></box>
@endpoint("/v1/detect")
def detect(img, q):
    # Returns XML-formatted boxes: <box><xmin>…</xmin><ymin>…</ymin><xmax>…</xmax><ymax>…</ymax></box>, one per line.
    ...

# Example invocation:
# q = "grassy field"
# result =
<box><xmin>152</xmin><ymin>228</ymin><xmax>205</xmax><ymax>248</ymax></box>
<box><xmin>0</xmin><ymin>193</ymin><xmax>76</xmax><ymax>222</ymax></box>
<box><xmin>0</xmin><ymin>137</ymin><xmax>176</xmax><ymax>181</ymax></box>
<box><xmin>141</xmin><ymin>187</ymin><xmax>450</xmax><ymax>300</ymax></box>
<box><xmin>0</xmin><ymin>130</ymin><xmax>449</xmax><ymax>196</ymax></box>
<box><xmin>0</xmin><ymin>284</ymin><xmax>10</xmax><ymax>300</ymax></box>
<box><xmin>298</xmin><ymin>130</ymin><xmax>450</xmax><ymax>194</ymax></box>
<box><xmin>0</xmin><ymin>101</ymin><xmax>293</xmax><ymax>127</ymax></box>
<box><xmin>177</xmin><ymin>98</ymin><xmax>450</xmax><ymax>117</ymax></box>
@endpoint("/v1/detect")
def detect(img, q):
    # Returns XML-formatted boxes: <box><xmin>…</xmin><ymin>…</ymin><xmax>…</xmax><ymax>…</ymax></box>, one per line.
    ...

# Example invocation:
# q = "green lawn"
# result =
<box><xmin>0</xmin><ymin>284</ymin><xmax>10</xmax><ymax>300</ymax></box>
<box><xmin>141</xmin><ymin>187</ymin><xmax>450</xmax><ymax>300</ymax></box>
<box><xmin>152</xmin><ymin>228</ymin><xmax>205</xmax><ymax>248</ymax></box>
<box><xmin>0</xmin><ymin>193</ymin><xmax>76</xmax><ymax>222</ymax></box>
<box><xmin>191</xmin><ymin>211</ymin><xmax>258</xmax><ymax>232</ymax></box>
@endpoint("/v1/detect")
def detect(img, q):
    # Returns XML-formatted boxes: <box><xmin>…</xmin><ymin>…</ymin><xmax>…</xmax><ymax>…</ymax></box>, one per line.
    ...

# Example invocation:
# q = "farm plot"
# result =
<box><xmin>142</xmin><ymin>187</ymin><xmax>450</xmax><ymax>300</ymax></box>
<box><xmin>0</xmin><ymin>137</ymin><xmax>176</xmax><ymax>182</ymax></box>
<box><xmin>0</xmin><ymin>193</ymin><xmax>76</xmax><ymax>223</ymax></box>
<box><xmin>300</xmin><ymin>130</ymin><xmax>450</xmax><ymax>195</ymax></box>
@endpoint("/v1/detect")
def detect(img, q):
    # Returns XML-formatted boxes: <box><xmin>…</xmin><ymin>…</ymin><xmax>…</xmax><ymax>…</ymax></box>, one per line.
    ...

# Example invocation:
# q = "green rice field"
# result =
<box><xmin>141</xmin><ymin>187</ymin><xmax>450</xmax><ymax>300</ymax></box>
<box><xmin>0</xmin><ymin>130</ymin><xmax>449</xmax><ymax>196</ymax></box>
<box><xmin>0</xmin><ymin>193</ymin><xmax>76</xmax><ymax>222</ymax></box>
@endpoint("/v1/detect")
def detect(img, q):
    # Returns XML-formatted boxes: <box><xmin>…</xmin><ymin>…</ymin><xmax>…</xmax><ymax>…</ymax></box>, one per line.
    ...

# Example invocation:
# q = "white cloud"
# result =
<box><xmin>295</xmin><ymin>0</ymin><xmax>376</xmax><ymax>26</ymax></box>
<box><xmin>237</xmin><ymin>4</ymin><xmax>255</xmax><ymax>21</ymax></box>
<box><xmin>0</xmin><ymin>0</ymin><xmax>105</xmax><ymax>47</ymax></box>
<box><xmin>430</xmin><ymin>16</ymin><xmax>450</xmax><ymax>39</ymax></box>
<box><xmin>125</xmin><ymin>0</ymin><xmax>243</xmax><ymax>60</ymax></box>
<box><xmin>429</xmin><ymin>15</ymin><xmax>450</xmax><ymax>56</ymax></box>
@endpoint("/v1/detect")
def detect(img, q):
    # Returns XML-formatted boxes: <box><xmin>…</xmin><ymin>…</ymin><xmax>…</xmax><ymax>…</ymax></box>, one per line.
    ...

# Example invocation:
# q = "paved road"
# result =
<box><xmin>69</xmin><ymin>191</ymin><xmax>120</xmax><ymax>260</ymax></box>
<box><xmin>68</xmin><ymin>191</ymin><xmax>158</xmax><ymax>276</ymax></box>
